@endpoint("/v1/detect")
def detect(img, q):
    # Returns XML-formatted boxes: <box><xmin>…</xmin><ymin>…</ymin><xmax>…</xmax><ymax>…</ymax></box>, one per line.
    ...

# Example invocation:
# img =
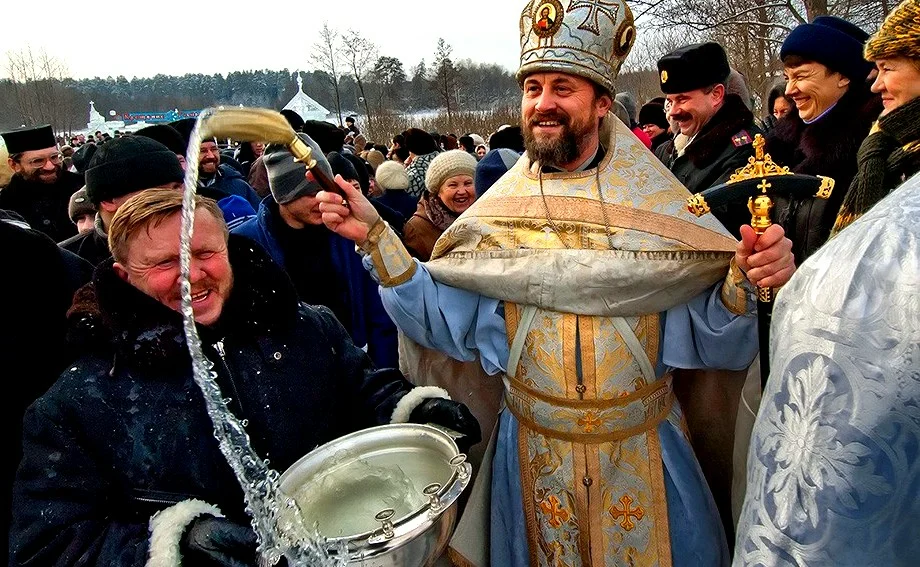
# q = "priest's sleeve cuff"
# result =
<box><xmin>721</xmin><ymin>258</ymin><xmax>756</xmax><ymax>315</ymax></box>
<box><xmin>359</xmin><ymin>219</ymin><xmax>417</xmax><ymax>287</ymax></box>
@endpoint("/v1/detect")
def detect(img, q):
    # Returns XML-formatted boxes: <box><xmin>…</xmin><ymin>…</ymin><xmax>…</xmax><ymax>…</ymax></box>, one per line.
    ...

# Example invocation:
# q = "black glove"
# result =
<box><xmin>180</xmin><ymin>515</ymin><xmax>258</xmax><ymax>567</ymax></box>
<box><xmin>409</xmin><ymin>398</ymin><xmax>482</xmax><ymax>453</ymax></box>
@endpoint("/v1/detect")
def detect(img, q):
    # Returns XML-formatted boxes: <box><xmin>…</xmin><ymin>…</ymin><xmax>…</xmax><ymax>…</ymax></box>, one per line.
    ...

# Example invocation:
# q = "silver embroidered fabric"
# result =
<box><xmin>734</xmin><ymin>172</ymin><xmax>920</xmax><ymax>566</ymax></box>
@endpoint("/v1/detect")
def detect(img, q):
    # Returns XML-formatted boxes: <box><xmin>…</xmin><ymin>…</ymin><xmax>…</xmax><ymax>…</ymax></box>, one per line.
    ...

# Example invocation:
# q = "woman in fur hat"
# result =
<box><xmin>832</xmin><ymin>0</ymin><xmax>920</xmax><ymax>233</ymax></box>
<box><xmin>403</xmin><ymin>150</ymin><xmax>477</xmax><ymax>261</ymax></box>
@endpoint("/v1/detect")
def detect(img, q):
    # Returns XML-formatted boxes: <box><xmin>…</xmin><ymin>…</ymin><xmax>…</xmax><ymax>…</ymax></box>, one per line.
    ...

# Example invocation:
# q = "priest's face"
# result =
<box><xmin>521</xmin><ymin>72</ymin><xmax>611</xmax><ymax>170</ymax></box>
<box><xmin>11</xmin><ymin>148</ymin><xmax>63</xmax><ymax>184</ymax></box>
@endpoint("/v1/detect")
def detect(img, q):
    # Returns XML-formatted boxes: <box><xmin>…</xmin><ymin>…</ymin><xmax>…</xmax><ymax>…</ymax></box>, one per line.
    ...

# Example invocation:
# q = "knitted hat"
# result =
<box><xmin>85</xmin><ymin>137</ymin><xmax>184</xmax><ymax>204</ymax></box>
<box><xmin>327</xmin><ymin>151</ymin><xmax>360</xmax><ymax>182</ymax></box>
<box><xmin>425</xmin><ymin>150</ymin><xmax>478</xmax><ymax>193</ymax></box>
<box><xmin>135</xmin><ymin>124</ymin><xmax>186</xmax><ymax>156</ymax></box>
<box><xmin>264</xmin><ymin>133</ymin><xmax>333</xmax><ymax>204</ymax></box>
<box><xmin>301</xmin><ymin>120</ymin><xmax>345</xmax><ymax>153</ymax></box>
<box><xmin>68</xmin><ymin>187</ymin><xmax>96</xmax><ymax>222</ymax></box>
<box><xmin>280</xmin><ymin>109</ymin><xmax>305</xmax><ymax>132</ymax></box>
<box><xmin>404</xmin><ymin>128</ymin><xmax>439</xmax><ymax>155</ymax></box>
<box><xmin>781</xmin><ymin>16</ymin><xmax>873</xmax><ymax>80</ymax></box>
<box><xmin>615</xmin><ymin>92</ymin><xmax>638</xmax><ymax>123</ymax></box>
<box><xmin>865</xmin><ymin>0</ymin><xmax>920</xmax><ymax>61</ymax></box>
<box><xmin>365</xmin><ymin>149</ymin><xmax>386</xmax><ymax>172</ymax></box>
<box><xmin>70</xmin><ymin>143</ymin><xmax>98</xmax><ymax>174</ymax></box>
<box><xmin>342</xmin><ymin>153</ymin><xmax>370</xmax><ymax>194</ymax></box>
<box><xmin>638</xmin><ymin>101</ymin><xmax>669</xmax><ymax>129</ymax></box>
<box><xmin>475</xmin><ymin>148</ymin><xmax>521</xmax><ymax>198</ymax></box>
<box><xmin>375</xmin><ymin>161</ymin><xmax>409</xmax><ymax>191</ymax></box>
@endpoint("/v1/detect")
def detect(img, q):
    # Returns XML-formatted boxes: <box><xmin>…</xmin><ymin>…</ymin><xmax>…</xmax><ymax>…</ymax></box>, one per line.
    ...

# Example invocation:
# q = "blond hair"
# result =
<box><xmin>108</xmin><ymin>189</ymin><xmax>226</xmax><ymax>263</ymax></box>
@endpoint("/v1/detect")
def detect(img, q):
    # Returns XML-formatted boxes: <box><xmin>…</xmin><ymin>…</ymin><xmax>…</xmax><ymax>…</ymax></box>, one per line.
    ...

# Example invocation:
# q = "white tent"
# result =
<box><xmin>283</xmin><ymin>72</ymin><xmax>332</xmax><ymax>122</ymax></box>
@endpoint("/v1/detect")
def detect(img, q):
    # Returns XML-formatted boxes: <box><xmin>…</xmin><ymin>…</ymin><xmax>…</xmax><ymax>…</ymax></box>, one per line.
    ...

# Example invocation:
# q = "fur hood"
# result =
<box><xmin>67</xmin><ymin>235</ymin><xmax>300</xmax><ymax>377</ymax></box>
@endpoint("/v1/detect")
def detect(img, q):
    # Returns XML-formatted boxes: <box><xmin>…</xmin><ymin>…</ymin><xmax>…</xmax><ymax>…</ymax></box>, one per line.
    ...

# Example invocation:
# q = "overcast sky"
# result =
<box><xmin>2</xmin><ymin>0</ymin><xmax>525</xmax><ymax>80</ymax></box>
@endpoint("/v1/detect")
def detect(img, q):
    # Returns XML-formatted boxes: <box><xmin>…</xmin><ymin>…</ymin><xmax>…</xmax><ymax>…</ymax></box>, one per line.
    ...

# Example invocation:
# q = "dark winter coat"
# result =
<box><xmin>10</xmin><ymin>236</ymin><xmax>416</xmax><ymax>566</ymax></box>
<box><xmin>197</xmin><ymin>164</ymin><xmax>262</xmax><ymax>210</ymax></box>
<box><xmin>650</xmin><ymin>132</ymin><xmax>672</xmax><ymax>154</ymax></box>
<box><xmin>766</xmin><ymin>85</ymin><xmax>883</xmax><ymax>263</ymax></box>
<box><xmin>663</xmin><ymin>94</ymin><xmax>761</xmax><ymax>238</ymax></box>
<box><xmin>374</xmin><ymin>190</ymin><xmax>419</xmax><ymax>223</ymax></box>
<box><xmin>0</xmin><ymin>170</ymin><xmax>84</xmax><ymax>242</ymax></box>
<box><xmin>232</xmin><ymin>200</ymin><xmax>399</xmax><ymax>369</ymax></box>
<box><xmin>2</xmin><ymin>220</ymin><xmax>92</xmax><ymax>559</ymax></box>
<box><xmin>59</xmin><ymin>214</ymin><xmax>112</xmax><ymax>266</ymax></box>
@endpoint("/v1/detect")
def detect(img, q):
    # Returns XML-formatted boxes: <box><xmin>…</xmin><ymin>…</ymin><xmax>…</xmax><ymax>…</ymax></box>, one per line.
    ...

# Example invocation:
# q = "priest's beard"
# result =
<box><xmin>522</xmin><ymin>112</ymin><xmax>593</xmax><ymax>168</ymax></box>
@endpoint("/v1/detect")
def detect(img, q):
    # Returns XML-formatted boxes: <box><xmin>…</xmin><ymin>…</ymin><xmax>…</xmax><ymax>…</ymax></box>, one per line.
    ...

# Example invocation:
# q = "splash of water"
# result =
<box><xmin>179</xmin><ymin>110</ymin><xmax>346</xmax><ymax>566</ymax></box>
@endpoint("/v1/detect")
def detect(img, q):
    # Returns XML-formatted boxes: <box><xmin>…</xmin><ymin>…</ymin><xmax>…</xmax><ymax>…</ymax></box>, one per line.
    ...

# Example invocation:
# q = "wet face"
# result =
<box><xmin>199</xmin><ymin>141</ymin><xmax>221</xmax><ymax>175</ymax></box>
<box><xmin>113</xmin><ymin>208</ymin><xmax>233</xmax><ymax>326</ymax></box>
<box><xmin>871</xmin><ymin>57</ymin><xmax>920</xmax><ymax>116</ymax></box>
<box><xmin>641</xmin><ymin>123</ymin><xmax>666</xmax><ymax>139</ymax></box>
<box><xmin>784</xmin><ymin>61</ymin><xmax>849</xmax><ymax>122</ymax></box>
<box><xmin>772</xmin><ymin>96</ymin><xmax>793</xmax><ymax>119</ymax></box>
<box><xmin>279</xmin><ymin>194</ymin><xmax>324</xmax><ymax>227</ymax></box>
<box><xmin>521</xmin><ymin>72</ymin><xmax>611</xmax><ymax>170</ymax></box>
<box><xmin>438</xmin><ymin>174</ymin><xmax>476</xmax><ymax>214</ymax></box>
<box><xmin>75</xmin><ymin>214</ymin><xmax>95</xmax><ymax>234</ymax></box>
<box><xmin>11</xmin><ymin>148</ymin><xmax>63</xmax><ymax>184</ymax></box>
<box><xmin>665</xmin><ymin>85</ymin><xmax>724</xmax><ymax>138</ymax></box>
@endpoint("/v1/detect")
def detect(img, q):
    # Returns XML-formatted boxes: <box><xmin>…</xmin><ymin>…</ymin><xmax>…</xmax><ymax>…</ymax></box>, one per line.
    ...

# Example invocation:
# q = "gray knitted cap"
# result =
<box><xmin>265</xmin><ymin>133</ymin><xmax>334</xmax><ymax>204</ymax></box>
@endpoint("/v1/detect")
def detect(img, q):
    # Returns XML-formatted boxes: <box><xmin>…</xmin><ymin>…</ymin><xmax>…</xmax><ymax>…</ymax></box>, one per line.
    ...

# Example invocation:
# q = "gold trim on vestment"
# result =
<box><xmin>647</xmin><ymin>430</ymin><xmax>674</xmax><ymax>567</ymax></box>
<box><xmin>508</xmin><ymin>370</ymin><xmax>673</xmax><ymax>410</ymax></box>
<box><xmin>468</xmin><ymin>195</ymin><xmax>736</xmax><ymax>253</ymax></box>
<box><xmin>572</xmin><ymin>443</ymin><xmax>593</xmax><ymax>564</ymax></box>
<box><xmin>518</xmin><ymin>422</ymin><xmax>541</xmax><ymax>567</ymax></box>
<box><xmin>580</xmin><ymin>317</ymin><xmax>597</xmax><ymax>400</ymax></box>
<box><xmin>587</xmin><ymin>443</ymin><xmax>604</xmax><ymax>565</ymax></box>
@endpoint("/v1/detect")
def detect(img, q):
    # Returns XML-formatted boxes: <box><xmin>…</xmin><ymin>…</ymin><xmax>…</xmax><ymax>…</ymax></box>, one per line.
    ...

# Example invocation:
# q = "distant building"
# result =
<box><xmin>283</xmin><ymin>72</ymin><xmax>332</xmax><ymax>122</ymax></box>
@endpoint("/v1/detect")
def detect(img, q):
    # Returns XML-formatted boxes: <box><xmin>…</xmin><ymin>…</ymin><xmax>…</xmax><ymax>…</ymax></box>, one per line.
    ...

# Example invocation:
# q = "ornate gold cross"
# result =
<box><xmin>610</xmin><ymin>494</ymin><xmax>644</xmax><ymax>531</ymax></box>
<box><xmin>569</xmin><ymin>0</ymin><xmax>620</xmax><ymax>34</ymax></box>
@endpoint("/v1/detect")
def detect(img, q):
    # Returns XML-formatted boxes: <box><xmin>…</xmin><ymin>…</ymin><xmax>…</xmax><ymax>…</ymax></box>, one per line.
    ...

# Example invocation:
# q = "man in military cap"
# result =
<box><xmin>315</xmin><ymin>1</ymin><xmax>796</xmax><ymax>565</ymax></box>
<box><xmin>657</xmin><ymin>43</ymin><xmax>760</xmax><ymax>238</ymax></box>
<box><xmin>0</xmin><ymin>125</ymin><xmax>84</xmax><ymax>241</ymax></box>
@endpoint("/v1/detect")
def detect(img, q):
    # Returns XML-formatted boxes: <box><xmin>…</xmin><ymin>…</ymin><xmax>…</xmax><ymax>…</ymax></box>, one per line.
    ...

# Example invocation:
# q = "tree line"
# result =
<box><xmin>0</xmin><ymin>36</ymin><xmax>521</xmax><ymax>138</ymax></box>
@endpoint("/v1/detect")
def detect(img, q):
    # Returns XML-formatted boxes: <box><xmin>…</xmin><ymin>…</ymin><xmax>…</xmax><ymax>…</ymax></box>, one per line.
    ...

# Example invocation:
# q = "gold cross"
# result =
<box><xmin>577</xmin><ymin>411</ymin><xmax>602</xmax><ymax>433</ymax></box>
<box><xmin>610</xmin><ymin>494</ymin><xmax>644</xmax><ymax>531</ymax></box>
<box><xmin>757</xmin><ymin>179</ymin><xmax>772</xmax><ymax>193</ymax></box>
<box><xmin>539</xmin><ymin>495</ymin><xmax>571</xmax><ymax>528</ymax></box>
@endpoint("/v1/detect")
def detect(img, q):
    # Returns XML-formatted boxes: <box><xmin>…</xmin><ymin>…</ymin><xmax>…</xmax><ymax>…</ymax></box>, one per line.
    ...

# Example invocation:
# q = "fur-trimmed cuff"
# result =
<box><xmin>147</xmin><ymin>499</ymin><xmax>223</xmax><ymax>567</ymax></box>
<box><xmin>391</xmin><ymin>386</ymin><xmax>451</xmax><ymax>424</ymax></box>
<box><xmin>359</xmin><ymin>219</ymin><xmax>417</xmax><ymax>287</ymax></box>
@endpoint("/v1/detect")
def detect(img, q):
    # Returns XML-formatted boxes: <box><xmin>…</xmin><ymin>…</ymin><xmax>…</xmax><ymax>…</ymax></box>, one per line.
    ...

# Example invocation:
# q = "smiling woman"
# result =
<box><xmin>403</xmin><ymin>150</ymin><xmax>478</xmax><ymax>261</ymax></box>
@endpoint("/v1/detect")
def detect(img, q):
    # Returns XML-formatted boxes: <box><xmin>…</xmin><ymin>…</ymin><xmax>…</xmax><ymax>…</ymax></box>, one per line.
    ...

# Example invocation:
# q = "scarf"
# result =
<box><xmin>833</xmin><ymin>95</ymin><xmax>920</xmax><ymax>233</ymax></box>
<box><xmin>420</xmin><ymin>191</ymin><xmax>460</xmax><ymax>233</ymax></box>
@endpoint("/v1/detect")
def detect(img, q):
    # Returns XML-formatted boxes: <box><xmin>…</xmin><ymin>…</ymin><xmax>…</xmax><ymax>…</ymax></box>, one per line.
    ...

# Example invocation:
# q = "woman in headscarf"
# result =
<box><xmin>403</xmin><ymin>150</ymin><xmax>477</xmax><ymax>261</ymax></box>
<box><xmin>833</xmin><ymin>0</ymin><xmax>920</xmax><ymax>233</ymax></box>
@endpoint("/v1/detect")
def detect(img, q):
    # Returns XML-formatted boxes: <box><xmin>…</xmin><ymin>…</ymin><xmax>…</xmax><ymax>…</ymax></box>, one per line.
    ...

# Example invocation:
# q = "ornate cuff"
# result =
<box><xmin>721</xmin><ymin>258</ymin><xmax>756</xmax><ymax>315</ymax></box>
<box><xmin>359</xmin><ymin>219</ymin><xmax>417</xmax><ymax>287</ymax></box>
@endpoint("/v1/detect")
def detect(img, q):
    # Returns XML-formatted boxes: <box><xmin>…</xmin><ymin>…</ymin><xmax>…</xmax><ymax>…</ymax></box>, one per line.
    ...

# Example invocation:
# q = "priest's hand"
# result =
<box><xmin>736</xmin><ymin>224</ymin><xmax>795</xmax><ymax>288</ymax></box>
<box><xmin>316</xmin><ymin>173</ymin><xmax>381</xmax><ymax>244</ymax></box>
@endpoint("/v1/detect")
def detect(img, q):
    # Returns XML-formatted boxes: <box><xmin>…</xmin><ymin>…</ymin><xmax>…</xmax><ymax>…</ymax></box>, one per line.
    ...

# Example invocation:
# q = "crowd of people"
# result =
<box><xmin>2</xmin><ymin>0</ymin><xmax>918</xmax><ymax>565</ymax></box>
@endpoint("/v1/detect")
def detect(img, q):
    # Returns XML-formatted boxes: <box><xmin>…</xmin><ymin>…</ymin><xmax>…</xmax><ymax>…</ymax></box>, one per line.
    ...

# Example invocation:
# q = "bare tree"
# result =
<box><xmin>431</xmin><ymin>39</ymin><xmax>458</xmax><ymax>126</ymax></box>
<box><xmin>310</xmin><ymin>23</ymin><xmax>344</xmax><ymax>126</ymax></box>
<box><xmin>4</xmin><ymin>47</ymin><xmax>81</xmax><ymax>133</ymax></box>
<box><xmin>341</xmin><ymin>29</ymin><xmax>376</xmax><ymax>133</ymax></box>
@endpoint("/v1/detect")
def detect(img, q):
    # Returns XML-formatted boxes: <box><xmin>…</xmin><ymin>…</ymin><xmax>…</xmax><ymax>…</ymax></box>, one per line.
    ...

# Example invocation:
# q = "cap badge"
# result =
<box><xmin>661</xmin><ymin>70</ymin><xmax>668</xmax><ymax>83</ymax></box>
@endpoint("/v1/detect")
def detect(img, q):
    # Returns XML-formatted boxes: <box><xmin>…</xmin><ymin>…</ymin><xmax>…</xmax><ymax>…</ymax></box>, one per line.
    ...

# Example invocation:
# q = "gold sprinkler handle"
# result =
<box><xmin>747</xmin><ymin>179</ymin><xmax>774</xmax><ymax>302</ymax></box>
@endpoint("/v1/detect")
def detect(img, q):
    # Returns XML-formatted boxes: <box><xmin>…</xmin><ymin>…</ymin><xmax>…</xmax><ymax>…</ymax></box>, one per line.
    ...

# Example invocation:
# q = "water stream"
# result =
<box><xmin>178</xmin><ymin>110</ymin><xmax>345</xmax><ymax>566</ymax></box>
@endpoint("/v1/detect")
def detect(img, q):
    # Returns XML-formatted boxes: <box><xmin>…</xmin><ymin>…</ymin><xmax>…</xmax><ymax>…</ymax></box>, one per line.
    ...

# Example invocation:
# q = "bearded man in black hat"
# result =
<box><xmin>657</xmin><ymin>43</ymin><xmax>761</xmax><ymax>238</ymax></box>
<box><xmin>0</xmin><ymin>125</ymin><xmax>84</xmax><ymax>241</ymax></box>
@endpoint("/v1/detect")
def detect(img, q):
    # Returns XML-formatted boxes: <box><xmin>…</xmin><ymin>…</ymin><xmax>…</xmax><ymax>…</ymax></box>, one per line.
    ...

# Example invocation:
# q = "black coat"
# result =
<box><xmin>766</xmin><ymin>85</ymin><xmax>883</xmax><ymax>264</ymax></box>
<box><xmin>10</xmin><ymin>236</ymin><xmax>416</xmax><ymax>566</ymax></box>
<box><xmin>59</xmin><ymin>218</ymin><xmax>112</xmax><ymax>266</ymax></box>
<box><xmin>0</xmin><ymin>171</ymin><xmax>83</xmax><ymax>242</ymax></box>
<box><xmin>663</xmin><ymin>95</ymin><xmax>761</xmax><ymax>238</ymax></box>
<box><xmin>1</xmin><ymin>220</ymin><xmax>92</xmax><ymax>559</ymax></box>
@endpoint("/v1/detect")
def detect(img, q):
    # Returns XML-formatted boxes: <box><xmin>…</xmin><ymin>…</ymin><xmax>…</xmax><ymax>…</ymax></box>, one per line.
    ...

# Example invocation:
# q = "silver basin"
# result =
<box><xmin>279</xmin><ymin>423</ymin><xmax>472</xmax><ymax>566</ymax></box>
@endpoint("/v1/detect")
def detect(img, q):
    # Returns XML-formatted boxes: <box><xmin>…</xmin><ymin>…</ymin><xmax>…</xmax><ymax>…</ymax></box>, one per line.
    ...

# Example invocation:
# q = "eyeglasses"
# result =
<box><xmin>23</xmin><ymin>153</ymin><xmax>64</xmax><ymax>168</ymax></box>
